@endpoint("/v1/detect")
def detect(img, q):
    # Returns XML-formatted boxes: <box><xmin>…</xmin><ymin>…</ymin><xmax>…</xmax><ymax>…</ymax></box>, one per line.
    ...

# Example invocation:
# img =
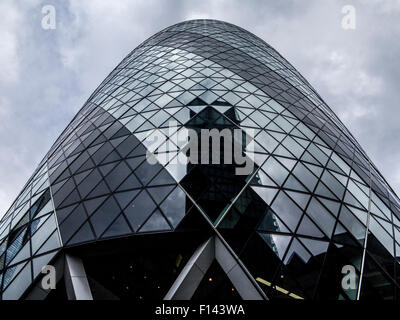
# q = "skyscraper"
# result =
<box><xmin>0</xmin><ymin>19</ymin><xmax>399</xmax><ymax>300</ymax></box>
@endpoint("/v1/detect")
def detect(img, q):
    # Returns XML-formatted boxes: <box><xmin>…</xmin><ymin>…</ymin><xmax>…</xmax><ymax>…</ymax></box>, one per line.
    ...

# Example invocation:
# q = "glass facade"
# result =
<box><xmin>0</xmin><ymin>19</ymin><xmax>399</xmax><ymax>300</ymax></box>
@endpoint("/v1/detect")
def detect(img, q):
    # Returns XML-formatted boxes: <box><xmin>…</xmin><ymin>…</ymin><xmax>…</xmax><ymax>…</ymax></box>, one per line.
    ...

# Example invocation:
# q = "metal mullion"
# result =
<box><xmin>45</xmin><ymin>156</ymin><xmax>64</xmax><ymax>249</ymax></box>
<box><xmin>356</xmin><ymin>161</ymin><xmax>372</xmax><ymax>300</ymax></box>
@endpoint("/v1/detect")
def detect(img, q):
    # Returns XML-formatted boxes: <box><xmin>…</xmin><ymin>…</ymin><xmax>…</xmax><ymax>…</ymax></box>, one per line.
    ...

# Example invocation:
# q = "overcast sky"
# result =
<box><xmin>0</xmin><ymin>0</ymin><xmax>399</xmax><ymax>216</ymax></box>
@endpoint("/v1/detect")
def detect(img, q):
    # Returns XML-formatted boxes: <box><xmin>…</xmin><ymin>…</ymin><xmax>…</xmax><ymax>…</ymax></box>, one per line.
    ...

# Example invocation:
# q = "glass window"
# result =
<box><xmin>271</xmin><ymin>192</ymin><xmax>302</xmax><ymax>231</ymax></box>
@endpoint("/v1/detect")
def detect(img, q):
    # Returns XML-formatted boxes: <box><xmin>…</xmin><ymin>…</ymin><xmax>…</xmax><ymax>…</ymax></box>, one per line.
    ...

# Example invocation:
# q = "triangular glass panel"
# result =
<box><xmin>37</xmin><ymin>230</ymin><xmax>61</xmax><ymax>255</ymax></box>
<box><xmin>159</xmin><ymin>186</ymin><xmax>187</xmax><ymax>229</ymax></box>
<box><xmin>284</xmin><ymin>238</ymin><xmax>311</xmax><ymax>265</ymax></box>
<box><xmin>271</xmin><ymin>191</ymin><xmax>303</xmax><ymax>232</ymax></box>
<box><xmin>147</xmin><ymin>185</ymin><xmax>175</xmax><ymax>204</ymax></box>
<box><xmin>55</xmin><ymin>204</ymin><xmax>78</xmax><ymax>225</ymax></box>
<box><xmin>139</xmin><ymin>210</ymin><xmax>171</xmax><ymax>233</ymax></box>
<box><xmin>315</xmin><ymin>182</ymin><xmax>337</xmax><ymax>200</ymax></box>
<box><xmin>279</xmin><ymin>157</ymin><xmax>297</xmax><ymax>171</ymax></box>
<box><xmin>83</xmin><ymin>196</ymin><xmax>108</xmax><ymax>216</ymax></box>
<box><xmin>187</xmin><ymin>97</ymin><xmax>208</xmax><ymax>106</ymax></box>
<box><xmin>73</xmin><ymin>169</ymin><xmax>93</xmax><ymax>185</ymax></box>
<box><xmin>123</xmin><ymin>191</ymin><xmax>157</xmax><ymax>231</ymax></box>
<box><xmin>250</xmin><ymin>169</ymin><xmax>277</xmax><ymax>187</ymax></box>
<box><xmin>258</xmin><ymin>233</ymin><xmax>292</xmax><ymax>260</ymax></box>
<box><xmin>257</xmin><ymin>209</ymin><xmax>290</xmax><ymax>233</ymax></box>
<box><xmin>35</xmin><ymin>200</ymin><xmax>53</xmax><ymax>219</ymax></box>
<box><xmin>32</xmin><ymin>251</ymin><xmax>57</xmax><ymax>278</ymax></box>
<box><xmin>305</xmin><ymin>198</ymin><xmax>336</xmax><ymax>238</ymax></box>
<box><xmin>296</xmin><ymin>214</ymin><xmax>325</xmax><ymax>238</ymax></box>
<box><xmin>67</xmin><ymin>222</ymin><xmax>95</xmax><ymax>245</ymax></box>
<box><xmin>148</xmin><ymin>168</ymin><xmax>175</xmax><ymax>186</ymax></box>
<box><xmin>98</xmin><ymin>162</ymin><xmax>119</xmax><ymax>176</ymax></box>
<box><xmin>298</xmin><ymin>238</ymin><xmax>329</xmax><ymax>258</ymax></box>
<box><xmin>86</xmin><ymin>180</ymin><xmax>111</xmax><ymax>199</ymax></box>
<box><xmin>101</xmin><ymin>214</ymin><xmax>132</xmax><ymax>238</ymax></box>
<box><xmin>114</xmin><ymin>190</ymin><xmax>140</xmax><ymax>210</ymax></box>
<box><xmin>9</xmin><ymin>241</ymin><xmax>30</xmax><ymax>266</ymax></box>
<box><xmin>318</xmin><ymin>197</ymin><xmax>341</xmax><ymax>216</ymax></box>
<box><xmin>116</xmin><ymin>173</ymin><xmax>142</xmax><ymax>191</ymax></box>
<box><xmin>90</xmin><ymin>196</ymin><xmax>121</xmax><ymax>237</ymax></box>
<box><xmin>286</xmin><ymin>191</ymin><xmax>310</xmax><ymax>209</ymax></box>
<box><xmin>251</xmin><ymin>186</ymin><xmax>278</xmax><ymax>206</ymax></box>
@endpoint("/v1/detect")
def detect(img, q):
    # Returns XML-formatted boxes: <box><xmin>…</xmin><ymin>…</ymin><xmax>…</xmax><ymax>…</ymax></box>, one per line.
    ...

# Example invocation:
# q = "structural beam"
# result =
<box><xmin>164</xmin><ymin>237</ymin><xmax>215</xmax><ymax>300</ymax></box>
<box><xmin>64</xmin><ymin>254</ymin><xmax>93</xmax><ymax>300</ymax></box>
<box><xmin>164</xmin><ymin>236</ymin><xmax>264</xmax><ymax>300</ymax></box>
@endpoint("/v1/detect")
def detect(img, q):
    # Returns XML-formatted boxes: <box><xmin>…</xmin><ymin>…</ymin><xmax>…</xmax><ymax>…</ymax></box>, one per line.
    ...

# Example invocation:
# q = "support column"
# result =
<box><xmin>164</xmin><ymin>236</ymin><xmax>265</xmax><ymax>300</ymax></box>
<box><xmin>215</xmin><ymin>237</ymin><xmax>263</xmax><ymax>300</ymax></box>
<box><xmin>164</xmin><ymin>237</ymin><xmax>214</xmax><ymax>300</ymax></box>
<box><xmin>64</xmin><ymin>254</ymin><xmax>93</xmax><ymax>300</ymax></box>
